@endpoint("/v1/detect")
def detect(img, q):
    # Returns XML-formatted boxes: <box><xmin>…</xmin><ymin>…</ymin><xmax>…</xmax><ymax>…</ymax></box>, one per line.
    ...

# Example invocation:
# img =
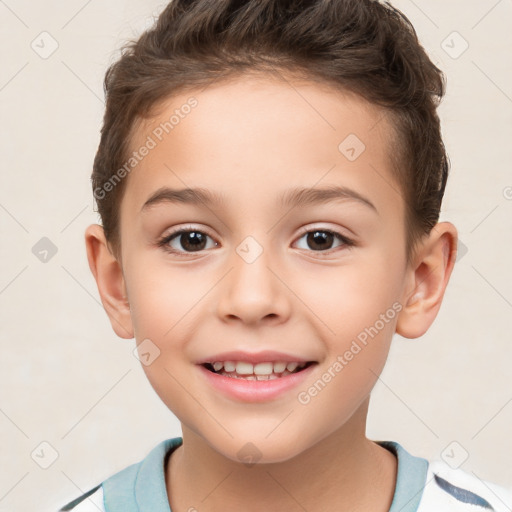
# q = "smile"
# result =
<box><xmin>199</xmin><ymin>360</ymin><xmax>318</xmax><ymax>402</ymax></box>
<box><xmin>202</xmin><ymin>360</ymin><xmax>313</xmax><ymax>380</ymax></box>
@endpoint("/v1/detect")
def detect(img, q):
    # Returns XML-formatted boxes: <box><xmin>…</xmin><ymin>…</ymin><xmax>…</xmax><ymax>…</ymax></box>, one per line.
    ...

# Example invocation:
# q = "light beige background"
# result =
<box><xmin>0</xmin><ymin>1</ymin><xmax>511</xmax><ymax>511</ymax></box>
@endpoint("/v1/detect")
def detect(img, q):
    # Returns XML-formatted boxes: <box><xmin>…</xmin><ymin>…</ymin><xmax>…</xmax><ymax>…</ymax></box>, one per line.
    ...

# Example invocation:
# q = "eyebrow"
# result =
<box><xmin>141</xmin><ymin>187</ymin><xmax>225</xmax><ymax>212</ymax></box>
<box><xmin>141</xmin><ymin>185</ymin><xmax>378</xmax><ymax>214</ymax></box>
<box><xmin>281</xmin><ymin>185</ymin><xmax>378</xmax><ymax>213</ymax></box>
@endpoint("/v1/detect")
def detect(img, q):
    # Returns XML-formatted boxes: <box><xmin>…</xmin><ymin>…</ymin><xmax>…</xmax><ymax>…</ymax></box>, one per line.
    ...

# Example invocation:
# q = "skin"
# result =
<box><xmin>85</xmin><ymin>73</ymin><xmax>457</xmax><ymax>512</ymax></box>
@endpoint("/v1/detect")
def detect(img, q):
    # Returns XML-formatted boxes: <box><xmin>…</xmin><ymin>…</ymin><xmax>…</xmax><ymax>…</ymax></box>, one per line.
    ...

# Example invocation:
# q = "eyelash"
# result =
<box><xmin>157</xmin><ymin>224</ymin><xmax>355</xmax><ymax>258</ymax></box>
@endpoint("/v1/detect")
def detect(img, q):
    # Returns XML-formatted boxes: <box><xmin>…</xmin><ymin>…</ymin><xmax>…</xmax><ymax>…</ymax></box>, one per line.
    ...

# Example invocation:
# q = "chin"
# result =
<box><xmin>207</xmin><ymin>432</ymin><xmax>311</xmax><ymax>466</ymax></box>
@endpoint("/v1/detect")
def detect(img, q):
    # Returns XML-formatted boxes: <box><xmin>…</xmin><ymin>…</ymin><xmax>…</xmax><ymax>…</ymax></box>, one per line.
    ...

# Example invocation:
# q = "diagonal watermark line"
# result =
<box><xmin>61</xmin><ymin>369</ymin><xmax>132</xmax><ymax>439</ymax></box>
<box><xmin>471</xmin><ymin>396</ymin><xmax>512</xmax><ymax>439</ymax></box>
<box><xmin>163</xmin><ymin>367</ymin><xmax>233</xmax><ymax>438</ymax></box>
<box><xmin>471</xmin><ymin>266</ymin><xmax>512</xmax><ymax>308</ymax></box>
<box><xmin>369</xmin><ymin>112</ymin><xmax>386</xmax><ymax>132</ymax></box>
<box><xmin>0</xmin><ymin>472</ymin><xmax>29</xmax><ymax>502</ymax></box>
<box><xmin>368</xmin><ymin>162</ymin><xmax>402</xmax><ymax>200</ymax></box>
<box><xmin>397</xmin><ymin>475</ymin><xmax>435</xmax><ymax>512</ymax></box>
<box><xmin>266</xmin><ymin>266</ymin><xmax>336</xmax><ymax>335</ymax></box>
<box><xmin>470</xmin><ymin>470</ymin><xmax>512</xmax><ymax>510</ymax></box>
<box><xmin>266</xmin><ymin>164</ymin><xmax>337</xmax><ymax>235</ymax></box>
<box><xmin>61</xmin><ymin>61</ymin><xmax>104</xmax><ymax>104</ymax></box>
<box><xmin>265</xmin><ymin>471</ymin><xmax>310</xmax><ymax>511</ymax></box>
<box><xmin>0</xmin><ymin>202</ymin><xmax>29</xmax><ymax>232</ymax></box>
<box><xmin>61</xmin><ymin>471</ymin><xmax>103</xmax><ymax>512</ymax></box>
<box><xmin>403</xmin><ymin>260</ymin><xmax>439</xmax><ymax>300</ymax></box>
<box><xmin>164</xmin><ymin>267</ymin><xmax>234</xmax><ymax>337</ymax></box>
<box><xmin>0</xmin><ymin>407</ymin><xmax>29</xmax><ymax>438</ymax></box>
<box><xmin>61</xmin><ymin>205</ymin><xmax>89</xmax><ymax>233</ymax></box>
<box><xmin>163</xmin><ymin>163</ymin><xmax>231</xmax><ymax>233</ymax></box>
<box><xmin>406</xmin><ymin>0</ymin><xmax>439</xmax><ymax>29</ymax></box>
<box><xmin>371</xmin><ymin>369</ymin><xmax>439</xmax><ymax>438</ymax></box>
<box><xmin>0</xmin><ymin>265</ymin><xmax>28</xmax><ymax>296</ymax></box>
<box><xmin>0</xmin><ymin>61</ymin><xmax>29</xmax><ymax>92</ymax></box>
<box><xmin>471</xmin><ymin>0</ymin><xmax>504</xmax><ymax>30</ymax></box>
<box><xmin>472</xmin><ymin>61</ymin><xmax>512</xmax><ymax>104</ymax></box>
<box><xmin>265</xmin><ymin>409</ymin><xmax>294</xmax><ymax>438</ymax></box>
<box><xmin>61</xmin><ymin>0</ymin><xmax>94</xmax><ymax>29</ymax></box>
<box><xmin>0</xmin><ymin>0</ymin><xmax>29</xmax><ymax>28</ymax></box>
<box><xmin>60</xmin><ymin>266</ymin><xmax>104</xmax><ymax>308</ymax></box>
<box><xmin>470</xmin><ymin>205</ymin><xmax>499</xmax><ymax>233</ymax></box>
<box><xmin>200</xmin><ymin>470</ymin><xmax>233</xmax><ymax>503</ymax></box>
<box><xmin>60</xmin><ymin>265</ymin><xmax>132</xmax><ymax>338</ymax></box>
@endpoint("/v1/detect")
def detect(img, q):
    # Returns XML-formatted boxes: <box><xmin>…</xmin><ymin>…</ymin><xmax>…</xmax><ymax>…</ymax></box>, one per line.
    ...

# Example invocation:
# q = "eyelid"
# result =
<box><xmin>157</xmin><ymin>223</ymin><xmax>356</xmax><ymax>256</ymax></box>
<box><xmin>296</xmin><ymin>223</ymin><xmax>349</xmax><ymax>238</ymax></box>
<box><xmin>293</xmin><ymin>224</ymin><xmax>355</xmax><ymax>253</ymax></box>
<box><xmin>164</xmin><ymin>223</ymin><xmax>216</xmax><ymax>239</ymax></box>
<box><xmin>157</xmin><ymin>224</ymin><xmax>218</xmax><ymax>257</ymax></box>
<box><xmin>298</xmin><ymin>219</ymin><xmax>358</xmax><ymax>238</ymax></box>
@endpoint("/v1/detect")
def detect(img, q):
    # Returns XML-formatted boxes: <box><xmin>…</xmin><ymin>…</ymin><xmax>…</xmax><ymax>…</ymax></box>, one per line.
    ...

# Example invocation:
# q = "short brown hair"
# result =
<box><xmin>91</xmin><ymin>0</ymin><xmax>448</xmax><ymax>263</ymax></box>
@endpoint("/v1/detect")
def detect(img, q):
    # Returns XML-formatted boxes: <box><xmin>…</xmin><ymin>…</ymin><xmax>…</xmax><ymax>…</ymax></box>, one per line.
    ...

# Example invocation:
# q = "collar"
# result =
<box><xmin>102</xmin><ymin>437</ymin><xmax>428</xmax><ymax>512</ymax></box>
<box><xmin>376</xmin><ymin>440</ymin><xmax>429</xmax><ymax>512</ymax></box>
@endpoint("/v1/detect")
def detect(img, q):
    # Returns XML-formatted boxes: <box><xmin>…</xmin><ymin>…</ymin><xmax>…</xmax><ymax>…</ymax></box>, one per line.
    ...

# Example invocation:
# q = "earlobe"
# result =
<box><xmin>396</xmin><ymin>222</ymin><xmax>458</xmax><ymax>339</ymax></box>
<box><xmin>84</xmin><ymin>224</ymin><xmax>134</xmax><ymax>339</ymax></box>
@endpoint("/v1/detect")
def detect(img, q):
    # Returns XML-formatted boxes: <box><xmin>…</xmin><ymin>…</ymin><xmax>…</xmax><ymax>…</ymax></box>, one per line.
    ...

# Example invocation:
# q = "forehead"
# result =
<box><xmin>121</xmin><ymin>73</ymin><xmax>401</xmax><ymax>222</ymax></box>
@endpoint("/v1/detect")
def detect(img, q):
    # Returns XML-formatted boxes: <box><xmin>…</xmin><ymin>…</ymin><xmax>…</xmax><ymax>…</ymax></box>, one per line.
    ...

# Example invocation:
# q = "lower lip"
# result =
<box><xmin>198</xmin><ymin>363</ymin><xmax>317</xmax><ymax>402</ymax></box>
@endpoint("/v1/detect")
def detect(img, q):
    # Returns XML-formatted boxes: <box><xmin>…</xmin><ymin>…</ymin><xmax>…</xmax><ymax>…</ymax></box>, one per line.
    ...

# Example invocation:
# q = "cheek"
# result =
<box><xmin>297</xmin><ymin>252</ymin><xmax>403</xmax><ymax>335</ymax></box>
<box><xmin>127</xmin><ymin>260</ymin><xmax>209</xmax><ymax>339</ymax></box>
<box><xmin>125</xmin><ymin>262</ymin><xmax>215</xmax><ymax>392</ymax></box>
<box><xmin>292</xmin><ymin>252</ymin><xmax>403</xmax><ymax>402</ymax></box>
<box><xmin>294</xmin><ymin>268</ymin><xmax>400</xmax><ymax>434</ymax></box>
<box><xmin>126</xmin><ymin>264</ymin><xmax>206</xmax><ymax>420</ymax></box>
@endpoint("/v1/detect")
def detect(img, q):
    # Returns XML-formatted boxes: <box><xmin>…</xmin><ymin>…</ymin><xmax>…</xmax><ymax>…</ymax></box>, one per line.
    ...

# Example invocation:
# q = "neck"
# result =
<box><xmin>166</xmin><ymin>400</ymin><xmax>397</xmax><ymax>512</ymax></box>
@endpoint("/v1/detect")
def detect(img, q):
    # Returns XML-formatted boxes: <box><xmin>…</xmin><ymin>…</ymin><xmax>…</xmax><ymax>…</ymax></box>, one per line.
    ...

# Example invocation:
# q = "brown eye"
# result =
<box><xmin>306</xmin><ymin>231</ymin><xmax>334</xmax><ymax>250</ymax></box>
<box><xmin>158</xmin><ymin>229</ymin><xmax>217</xmax><ymax>255</ymax></box>
<box><xmin>175</xmin><ymin>231</ymin><xmax>208</xmax><ymax>251</ymax></box>
<box><xmin>295</xmin><ymin>229</ymin><xmax>354</xmax><ymax>253</ymax></box>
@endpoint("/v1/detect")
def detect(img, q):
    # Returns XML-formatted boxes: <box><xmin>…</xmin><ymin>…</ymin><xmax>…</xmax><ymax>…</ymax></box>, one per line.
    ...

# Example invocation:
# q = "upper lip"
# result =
<box><xmin>196</xmin><ymin>350</ymin><xmax>316</xmax><ymax>365</ymax></box>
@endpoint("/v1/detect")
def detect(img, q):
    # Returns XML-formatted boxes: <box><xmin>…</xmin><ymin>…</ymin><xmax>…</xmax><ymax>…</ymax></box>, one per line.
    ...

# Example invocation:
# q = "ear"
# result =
<box><xmin>396</xmin><ymin>222</ymin><xmax>458</xmax><ymax>339</ymax></box>
<box><xmin>84</xmin><ymin>224</ymin><xmax>134</xmax><ymax>339</ymax></box>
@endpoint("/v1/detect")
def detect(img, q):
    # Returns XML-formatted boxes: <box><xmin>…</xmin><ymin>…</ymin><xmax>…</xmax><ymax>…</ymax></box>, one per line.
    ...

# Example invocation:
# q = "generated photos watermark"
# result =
<box><xmin>93</xmin><ymin>97</ymin><xmax>198</xmax><ymax>201</ymax></box>
<box><xmin>297</xmin><ymin>301</ymin><xmax>403</xmax><ymax>405</ymax></box>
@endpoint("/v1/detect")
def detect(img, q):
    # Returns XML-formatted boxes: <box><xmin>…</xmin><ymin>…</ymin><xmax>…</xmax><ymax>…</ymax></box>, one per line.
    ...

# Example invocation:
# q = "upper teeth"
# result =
<box><xmin>211</xmin><ymin>361</ymin><xmax>306</xmax><ymax>375</ymax></box>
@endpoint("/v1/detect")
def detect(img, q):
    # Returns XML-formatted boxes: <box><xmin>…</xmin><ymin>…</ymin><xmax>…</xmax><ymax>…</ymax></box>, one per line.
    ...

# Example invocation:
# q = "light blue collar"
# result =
<box><xmin>102</xmin><ymin>437</ymin><xmax>428</xmax><ymax>512</ymax></box>
<box><xmin>103</xmin><ymin>437</ymin><xmax>182</xmax><ymax>512</ymax></box>
<box><xmin>377</xmin><ymin>440</ymin><xmax>429</xmax><ymax>512</ymax></box>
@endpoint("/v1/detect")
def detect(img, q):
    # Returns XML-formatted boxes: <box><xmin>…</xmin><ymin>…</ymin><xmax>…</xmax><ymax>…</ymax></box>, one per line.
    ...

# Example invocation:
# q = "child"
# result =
<box><xmin>60</xmin><ymin>0</ymin><xmax>511</xmax><ymax>510</ymax></box>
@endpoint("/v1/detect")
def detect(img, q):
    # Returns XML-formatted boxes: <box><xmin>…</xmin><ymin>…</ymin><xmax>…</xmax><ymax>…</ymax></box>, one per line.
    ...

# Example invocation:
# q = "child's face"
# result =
<box><xmin>107</xmin><ymin>74</ymin><xmax>421</xmax><ymax>462</ymax></box>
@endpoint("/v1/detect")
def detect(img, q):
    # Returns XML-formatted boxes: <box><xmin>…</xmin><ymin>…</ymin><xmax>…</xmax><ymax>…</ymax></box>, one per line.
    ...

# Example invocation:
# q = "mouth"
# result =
<box><xmin>201</xmin><ymin>360</ymin><xmax>317</xmax><ymax>380</ymax></box>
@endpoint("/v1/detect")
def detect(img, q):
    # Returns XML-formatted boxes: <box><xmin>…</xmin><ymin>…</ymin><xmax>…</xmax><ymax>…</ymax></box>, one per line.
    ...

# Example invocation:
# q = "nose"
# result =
<box><xmin>215</xmin><ymin>244</ymin><xmax>291</xmax><ymax>326</ymax></box>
